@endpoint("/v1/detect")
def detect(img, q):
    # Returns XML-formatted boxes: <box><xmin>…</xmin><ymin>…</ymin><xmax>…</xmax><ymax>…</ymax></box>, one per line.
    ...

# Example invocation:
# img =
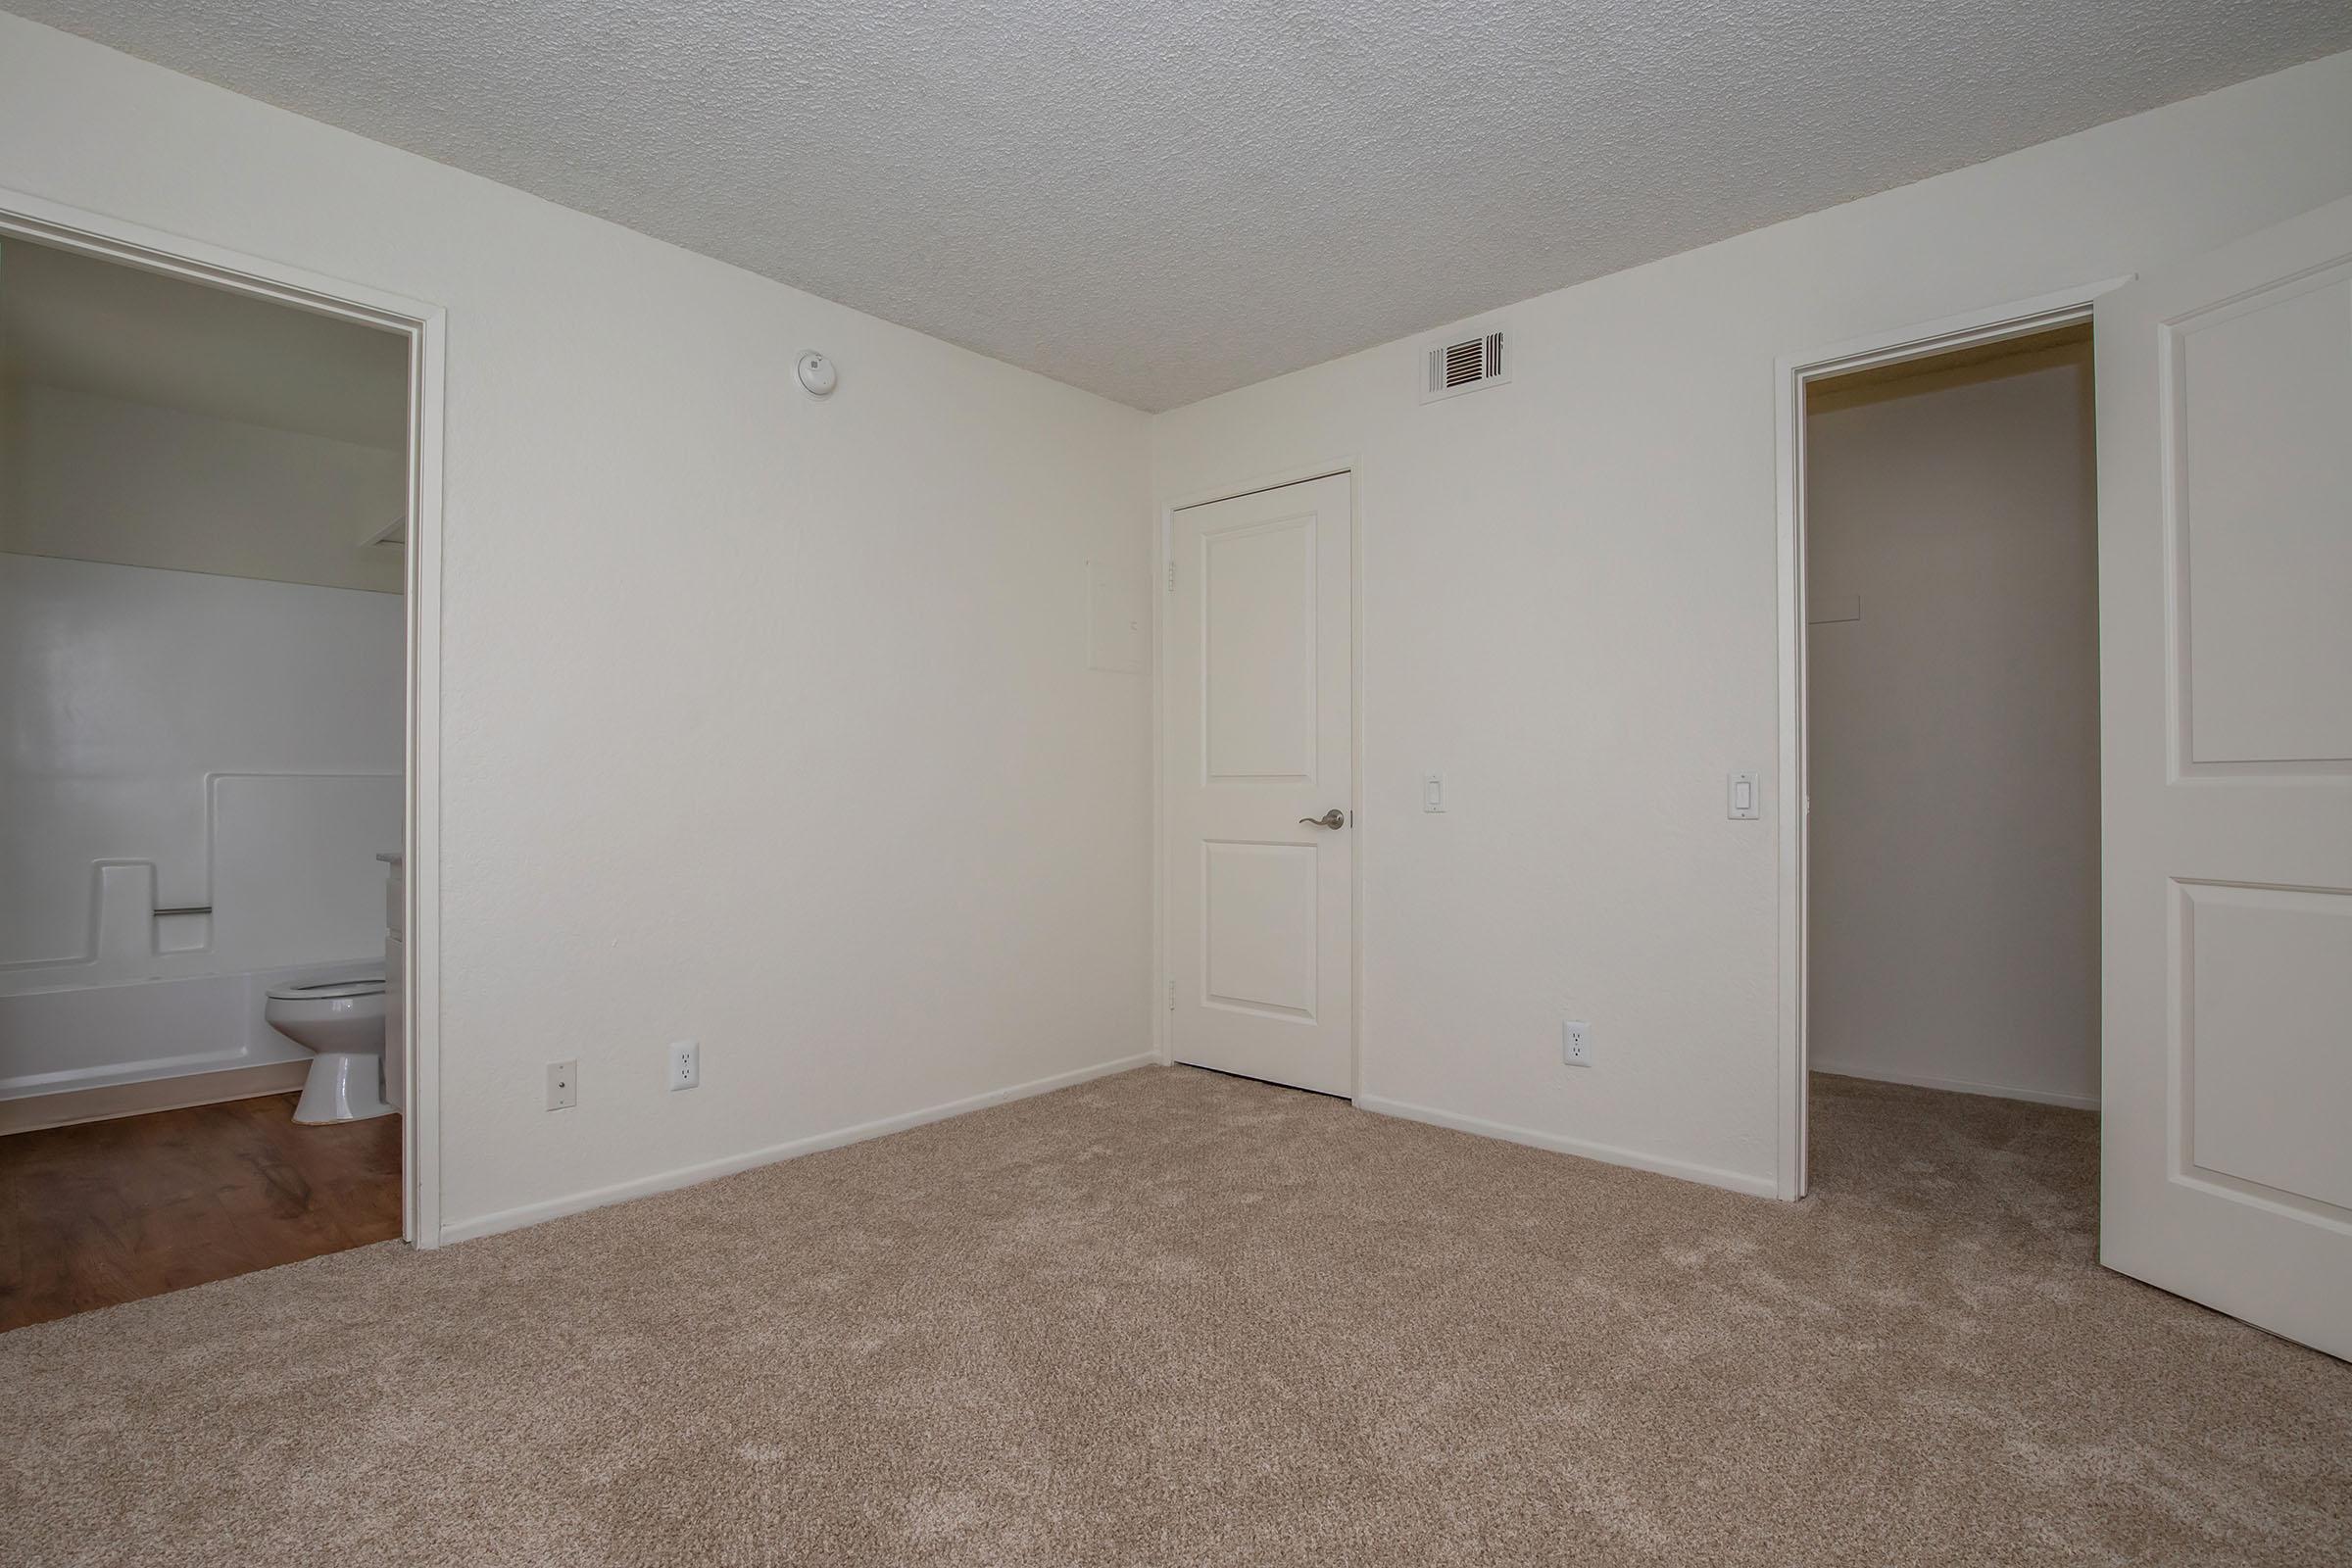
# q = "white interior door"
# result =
<box><xmin>1166</xmin><ymin>473</ymin><xmax>1354</xmax><ymax>1096</ymax></box>
<box><xmin>2097</xmin><ymin>195</ymin><xmax>2352</xmax><ymax>1360</ymax></box>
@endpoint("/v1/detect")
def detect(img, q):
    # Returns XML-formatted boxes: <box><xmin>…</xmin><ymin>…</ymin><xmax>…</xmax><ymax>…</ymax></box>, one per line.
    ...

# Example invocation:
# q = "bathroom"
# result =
<box><xmin>0</xmin><ymin>235</ymin><xmax>412</xmax><ymax>1325</ymax></box>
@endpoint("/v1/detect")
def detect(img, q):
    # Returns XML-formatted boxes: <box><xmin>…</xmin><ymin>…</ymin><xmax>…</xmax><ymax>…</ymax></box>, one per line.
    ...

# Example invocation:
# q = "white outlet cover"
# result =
<box><xmin>1728</xmin><ymin>769</ymin><xmax>1761</xmax><ymax>820</ymax></box>
<box><xmin>1562</xmin><ymin>1021</ymin><xmax>1592</xmax><ymax>1067</ymax></box>
<box><xmin>668</xmin><ymin>1039</ymin><xmax>700</xmax><ymax>1091</ymax></box>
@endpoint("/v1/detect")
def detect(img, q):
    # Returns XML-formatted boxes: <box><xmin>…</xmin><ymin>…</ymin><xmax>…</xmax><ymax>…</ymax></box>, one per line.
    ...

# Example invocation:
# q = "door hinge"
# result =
<box><xmin>1166</xmin><ymin>560</ymin><xmax>1176</xmax><ymax>592</ymax></box>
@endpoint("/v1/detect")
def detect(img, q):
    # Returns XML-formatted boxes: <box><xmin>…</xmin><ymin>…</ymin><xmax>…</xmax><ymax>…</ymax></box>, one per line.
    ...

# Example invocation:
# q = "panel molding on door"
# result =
<box><xmin>1166</xmin><ymin>472</ymin><xmax>1353</xmax><ymax>1097</ymax></box>
<box><xmin>2166</xmin><ymin>254</ymin><xmax>2352</xmax><ymax>774</ymax></box>
<box><xmin>1203</xmin><ymin>840</ymin><xmax>1320</xmax><ymax>1020</ymax></box>
<box><xmin>2099</xmin><ymin>194</ymin><xmax>2352</xmax><ymax>1360</ymax></box>
<box><xmin>2174</xmin><ymin>879</ymin><xmax>2352</xmax><ymax>1225</ymax></box>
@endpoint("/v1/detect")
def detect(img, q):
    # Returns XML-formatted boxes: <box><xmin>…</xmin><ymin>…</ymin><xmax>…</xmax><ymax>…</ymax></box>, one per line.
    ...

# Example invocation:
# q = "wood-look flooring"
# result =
<box><xmin>0</xmin><ymin>1093</ymin><xmax>400</xmax><ymax>1333</ymax></box>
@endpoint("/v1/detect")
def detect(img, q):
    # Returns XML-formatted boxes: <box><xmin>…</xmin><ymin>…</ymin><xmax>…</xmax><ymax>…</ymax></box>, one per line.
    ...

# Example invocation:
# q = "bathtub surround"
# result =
<box><xmin>0</xmin><ymin>551</ymin><xmax>406</xmax><ymax>1122</ymax></box>
<box><xmin>0</xmin><ymin>963</ymin><xmax>373</xmax><ymax>1130</ymax></box>
<box><xmin>0</xmin><ymin>553</ymin><xmax>403</xmax><ymax>977</ymax></box>
<box><xmin>0</xmin><ymin>1054</ymin><xmax>309</xmax><ymax>1137</ymax></box>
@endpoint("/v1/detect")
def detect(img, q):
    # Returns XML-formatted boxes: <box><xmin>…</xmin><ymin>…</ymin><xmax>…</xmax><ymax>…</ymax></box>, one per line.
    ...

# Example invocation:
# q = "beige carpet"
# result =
<box><xmin>2</xmin><ymin>1067</ymin><xmax>2346</xmax><ymax>1566</ymax></box>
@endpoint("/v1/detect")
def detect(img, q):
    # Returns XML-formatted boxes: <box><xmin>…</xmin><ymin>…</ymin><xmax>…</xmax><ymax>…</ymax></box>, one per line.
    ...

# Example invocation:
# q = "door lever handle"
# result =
<box><xmin>1299</xmin><ymin>808</ymin><xmax>1347</xmax><ymax>829</ymax></box>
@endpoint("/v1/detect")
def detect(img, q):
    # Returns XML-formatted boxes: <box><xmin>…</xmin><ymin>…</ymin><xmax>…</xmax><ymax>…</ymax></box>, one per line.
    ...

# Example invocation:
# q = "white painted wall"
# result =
<box><xmin>1152</xmin><ymin>51</ymin><xmax>2352</xmax><ymax>1195</ymax></box>
<box><xmin>2</xmin><ymin>381</ymin><xmax>407</xmax><ymax>593</ymax></box>
<box><xmin>9</xmin><ymin>8</ymin><xmax>2343</xmax><ymax>1229</ymax></box>
<box><xmin>0</xmin><ymin>552</ymin><xmax>404</xmax><ymax>988</ymax></box>
<box><xmin>1803</xmin><ymin>352</ymin><xmax>2099</xmax><ymax>1108</ymax></box>
<box><xmin>0</xmin><ymin>14</ymin><xmax>1152</xmax><ymax>1237</ymax></box>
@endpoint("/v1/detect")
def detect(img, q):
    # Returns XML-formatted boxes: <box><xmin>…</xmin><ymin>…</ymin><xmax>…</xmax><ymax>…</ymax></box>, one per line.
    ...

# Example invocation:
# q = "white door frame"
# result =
<box><xmin>0</xmin><ymin>185</ymin><xmax>451</xmax><ymax>1248</ymax></box>
<box><xmin>1771</xmin><ymin>278</ymin><xmax>2130</xmax><ymax>1200</ymax></box>
<box><xmin>1153</xmin><ymin>457</ymin><xmax>1364</xmax><ymax>1100</ymax></box>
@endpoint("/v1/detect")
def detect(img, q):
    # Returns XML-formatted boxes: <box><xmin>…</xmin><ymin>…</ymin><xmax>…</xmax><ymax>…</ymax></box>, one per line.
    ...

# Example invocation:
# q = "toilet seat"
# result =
<box><xmin>264</xmin><ymin>969</ymin><xmax>393</xmax><ymax>1124</ymax></box>
<box><xmin>267</xmin><ymin>974</ymin><xmax>385</xmax><ymax>1002</ymax></box>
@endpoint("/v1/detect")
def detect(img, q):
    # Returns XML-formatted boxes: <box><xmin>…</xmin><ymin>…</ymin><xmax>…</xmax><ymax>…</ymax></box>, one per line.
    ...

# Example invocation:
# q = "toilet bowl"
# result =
<box><xmin>265</xmin><ymin>971</ymin><xmax>392</xmax><ymax>1124</ymax></box>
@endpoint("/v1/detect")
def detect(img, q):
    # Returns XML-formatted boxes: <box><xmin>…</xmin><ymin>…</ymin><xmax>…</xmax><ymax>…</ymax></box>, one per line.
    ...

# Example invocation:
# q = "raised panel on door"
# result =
<box><xmin>1167</xmin><ymin>472</ymin><xmax>1353</xmax><ymax>1098</ymax></box>
<box><xmin>2180</xmin><ymin>883</ymin><xmax>2352</xmax><ymax>1217</ymax></box>
<box><xmin>1204</xmin><ymin>515</ymin><xmax>1317</xmax><ymax>782</ymax></box>
<box><xmin>2099</xmin><ymin>194</ymin><xmax>2352</xmax><ymax>1360</ymax></box>
<box><xmin>1202</xmin><ymin>841</ymin><xmax>1318</xmax><ymax>1019</ymax></box>
<box><xmin>2174</xmin><ymin>265</ymin><xmax>2352</xmax><ymax>768</ymax></box>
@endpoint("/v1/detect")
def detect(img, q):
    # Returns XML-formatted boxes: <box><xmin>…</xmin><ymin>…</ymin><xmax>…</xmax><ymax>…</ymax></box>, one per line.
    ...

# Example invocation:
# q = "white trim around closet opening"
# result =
<box><xmin>1771</xmin><ymin>276</ymin><xmax>2130</xmax><ymax>1201</ymax></box>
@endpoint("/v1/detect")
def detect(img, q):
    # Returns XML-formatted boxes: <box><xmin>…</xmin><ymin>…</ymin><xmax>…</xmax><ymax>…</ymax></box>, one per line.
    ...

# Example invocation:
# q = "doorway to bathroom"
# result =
<box><xmin>0</xmin><ymin>200</ymin><xmax>446</xmax><ymax>1330</ymax></box>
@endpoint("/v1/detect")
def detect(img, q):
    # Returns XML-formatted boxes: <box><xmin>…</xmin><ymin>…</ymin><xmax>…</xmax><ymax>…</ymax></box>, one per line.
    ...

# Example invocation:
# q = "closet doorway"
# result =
<box><xmin>1797</xmin><ymin>322</ymin><xmax>2101</xmax><ymax>1213</ymax></box>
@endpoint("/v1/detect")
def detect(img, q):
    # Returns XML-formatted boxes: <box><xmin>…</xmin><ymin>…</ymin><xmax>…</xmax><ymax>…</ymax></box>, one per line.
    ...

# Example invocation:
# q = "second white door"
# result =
<box><xmin>1166</xmin><ymin>472</ymin><xmax>1354</xmax><ymax>1096</ymax></box>
<box><xmin>2095</xmin><ymin>194</ymin><xmax>2352</xmax><ymax>1359</ymax></box>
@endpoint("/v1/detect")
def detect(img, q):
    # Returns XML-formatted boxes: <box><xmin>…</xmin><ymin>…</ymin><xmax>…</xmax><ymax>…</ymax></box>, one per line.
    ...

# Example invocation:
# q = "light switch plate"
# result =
<box><xmin>1423</xmin><ymin>772</ymin><xmax>1446</xmax><ymax>812</ymax></box>
<box><xmin>1728</xmin><ymin>770</ymin><xmax>1761</xmax><ymax>819</ymax></box>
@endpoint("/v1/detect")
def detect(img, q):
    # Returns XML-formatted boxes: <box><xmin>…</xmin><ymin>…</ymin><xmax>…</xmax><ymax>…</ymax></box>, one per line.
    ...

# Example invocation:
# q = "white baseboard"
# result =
<box><xmin>439</xmin><ymin>1053</ymin><xmax>1157</xmax><ymax>1246</ymax></box>
<box><xmin>1808</xmin><ymin>1059</ymin><xmax>2099</xmax><ymax>1111</ymax></box>
<box><xmin>1354</xmin><ymin>1093</ymin><xmax>1780</xmax><ymax>1200</ymax></box>
<box><xmin>0</xmin><ymin>1058</ymin><xmax>310</xmax><ymax>1135</ymax></box>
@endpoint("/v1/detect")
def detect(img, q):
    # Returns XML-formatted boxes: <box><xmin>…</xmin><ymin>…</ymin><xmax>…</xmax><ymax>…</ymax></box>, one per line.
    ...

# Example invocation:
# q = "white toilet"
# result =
<box><xmin>266</xmin><ymin>970</ymin><xmax>392</xmax><ymax>1124</ymax></box>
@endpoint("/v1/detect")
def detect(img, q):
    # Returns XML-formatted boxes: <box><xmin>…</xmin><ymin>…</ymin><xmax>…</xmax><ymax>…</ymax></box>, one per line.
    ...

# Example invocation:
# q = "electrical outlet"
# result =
<box><xmin>667</xmin><ymin>1039</ymin><xmax>700</xmax><ymax>1092</ymax></box>
<box><xmin>546</xmin><ymin>1059</ymin><xmax>578</xmax><ymax>1110</ymax></box>
<box><xmin>1562</xmin><ymin>1021</ymin><xmax>1593</xmax><ymax>1068</ymax></box>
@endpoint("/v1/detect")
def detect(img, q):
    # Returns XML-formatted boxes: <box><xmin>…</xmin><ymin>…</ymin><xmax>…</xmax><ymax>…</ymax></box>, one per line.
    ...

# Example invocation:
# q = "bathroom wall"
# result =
<box><xmin>0</xmin><ymin>14</ymin><xmax>1154</xmax><ymax>1240</ymax></box>
<box><xmin>1803</xmin><ymin>345</ymin><xmax>2100</xmax><ymax>1108</ymax></box>
<box><xmin>0</xmin><ymin>389</ymin><xmax>403</xmax><ymax>1104</ymax></box>
<box><xmin>2</xmin><ymin>381</ymin><xmax>407</xmax><ymax>593</ymax></box>
<box><xmin>0</xmin><ymin>551</ymin><xmax>405</xmax><ymax>990</ymax></box>
<box><xmin>0</xmin><ymin>333</ymin><xmax>409</xmax><ymax>998</ymax></box>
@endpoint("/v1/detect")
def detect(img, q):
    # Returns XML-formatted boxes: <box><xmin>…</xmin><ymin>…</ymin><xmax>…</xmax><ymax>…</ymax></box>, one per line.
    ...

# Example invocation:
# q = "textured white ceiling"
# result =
<box><xmin>13</xmin><ymin>1</ymin><xmax>2349</xmax><ymax>410</ymax></box>
<box><xmin>1</xmin><ymin>233</ymin><xmax>408</xmax><ymax>447</ymax></box>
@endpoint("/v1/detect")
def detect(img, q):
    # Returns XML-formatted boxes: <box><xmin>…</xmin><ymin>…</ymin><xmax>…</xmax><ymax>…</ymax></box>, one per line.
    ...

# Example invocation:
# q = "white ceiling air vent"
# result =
<box><xmin>1420</xmin><ymin>326</ymin><xmax>1509</xmax><ymax>404</ymax></box>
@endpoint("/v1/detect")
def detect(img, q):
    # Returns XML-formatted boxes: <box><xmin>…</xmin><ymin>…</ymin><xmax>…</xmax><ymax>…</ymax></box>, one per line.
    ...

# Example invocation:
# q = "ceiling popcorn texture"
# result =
<box><xmin>13</xmin><ymin>0</ymin><xmax>2350</xmax><ymax>411</ymax></box>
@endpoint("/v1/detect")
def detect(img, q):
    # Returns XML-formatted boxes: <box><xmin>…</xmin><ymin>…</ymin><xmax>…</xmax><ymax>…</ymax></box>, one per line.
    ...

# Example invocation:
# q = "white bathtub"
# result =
<box><xmin>0</xmin><ymin>960</ymin><xmax>374</xmax><ymax>1107</ymax></box>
